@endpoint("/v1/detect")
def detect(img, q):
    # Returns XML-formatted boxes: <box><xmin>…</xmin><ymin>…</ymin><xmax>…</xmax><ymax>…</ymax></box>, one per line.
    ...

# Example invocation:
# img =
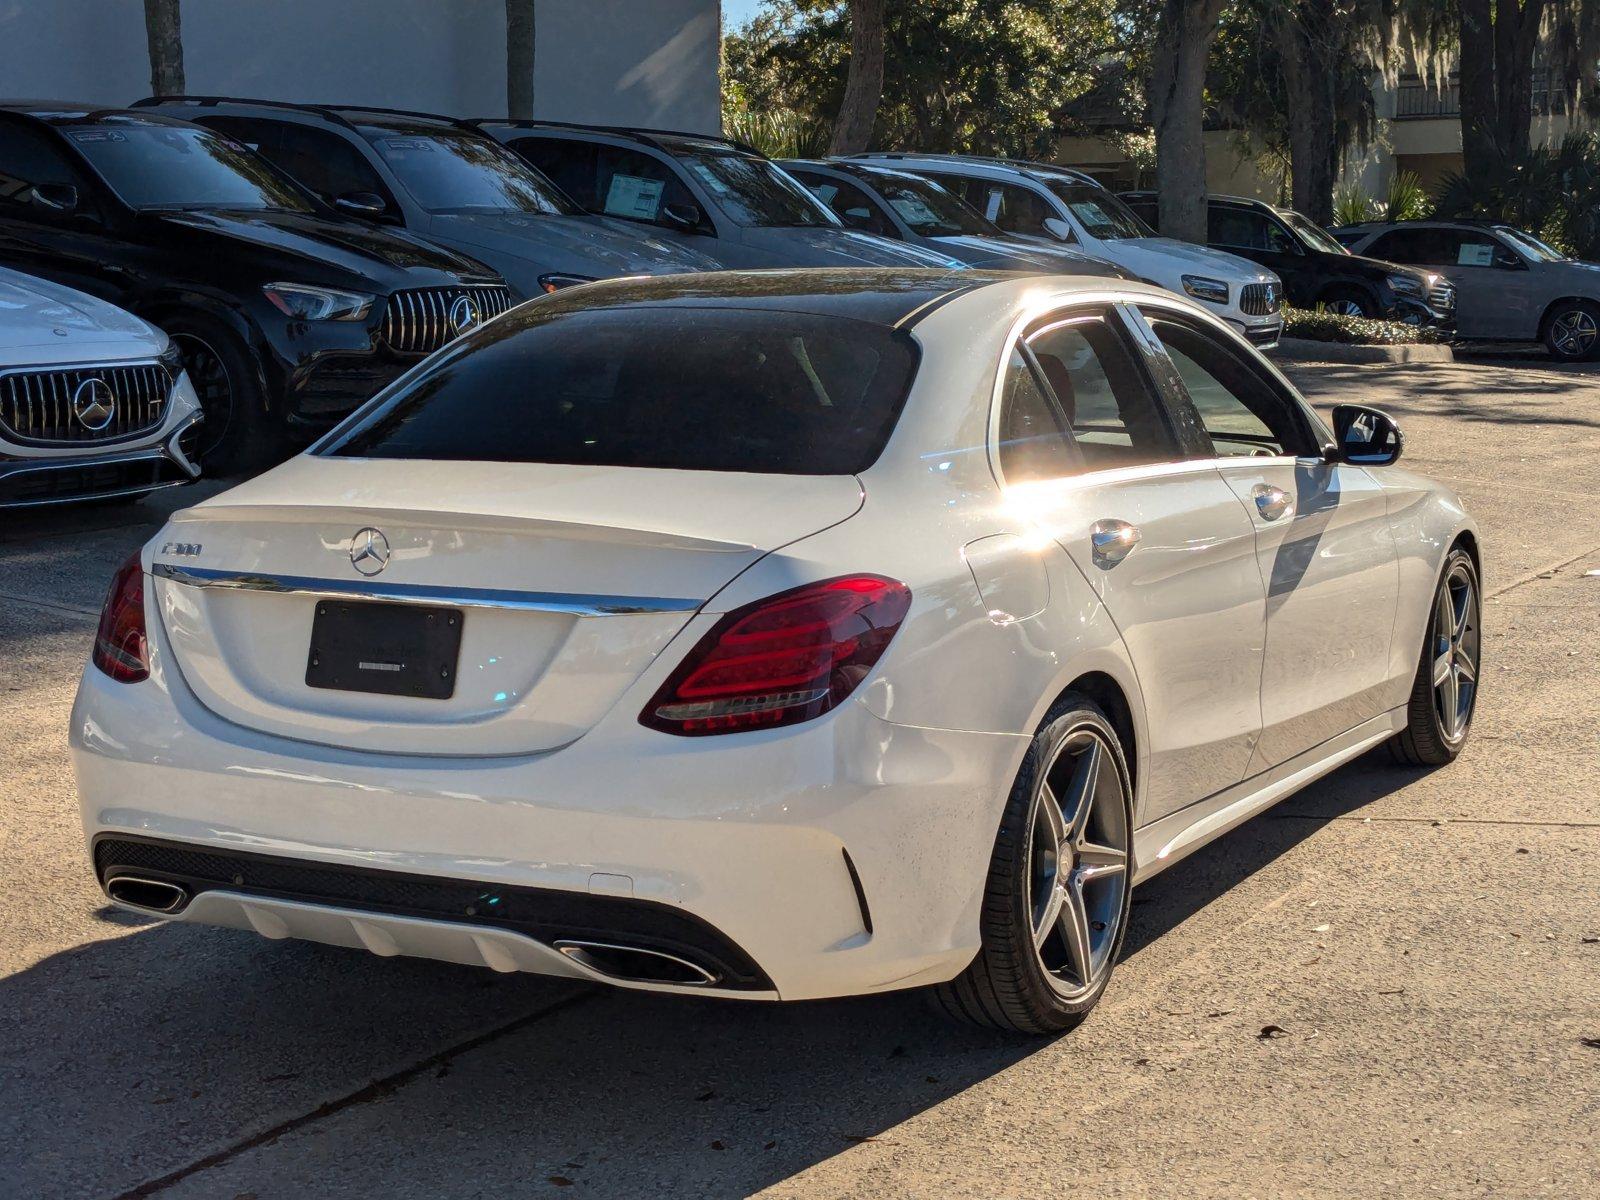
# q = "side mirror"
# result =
<box><xmin>1328</xmin><ymin>403</ymin><xmax>1403</xmax><ymax>466</ymax></box>
<box><xmin>335</xmin><ymin>192</ymin><xmax>389</xmax><ymax>218</ymax></box>
<box><xmin>30</xmin><ymin>182</ymin><xmax>79</xmax><ymax>213</ymax></box>
<box><xmin>1042</xmin><ymin>216</ymin><xmax>1076</xmax><ymax>244</ymax></box>
<box><xmin>661</xmin><ymin>201</ymin><xmax>703</xmax><ymax>232</ymax></box>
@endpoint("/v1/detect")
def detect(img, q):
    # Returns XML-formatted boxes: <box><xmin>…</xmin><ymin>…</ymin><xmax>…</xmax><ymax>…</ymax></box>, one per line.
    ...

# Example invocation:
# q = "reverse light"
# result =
<box><xmin>1181</xmin><ymin>275</ymin><xmax>1229</xmax><ymax>305</ymax></box>
<box><xmin>641</xmin><ymin>575</ymin><xmax>912</xmax><ymax>736</ymax></box>
<box><xmin>92</xmin><ymin>551</ymin><xmax>149</xmax><ymax>683</ymax></box>
<box><xmin>262</xmin><ymin>283</ymin><xmax>375</xmax><ymax>321</ymax></box>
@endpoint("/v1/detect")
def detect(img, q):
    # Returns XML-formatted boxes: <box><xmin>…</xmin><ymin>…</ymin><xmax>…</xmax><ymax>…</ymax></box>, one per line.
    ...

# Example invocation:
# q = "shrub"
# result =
<box><xmin>1282</xmin><ymin>305</ymin><xmax>1449</xmax><ymax>345</ymax></box>
<box><xmin>722</xmin><ymin>108</ymin><xmax>831</xmax><ymax>159</ymax></box>
<box><xmin>1333</xmin><ymin>185</ymin><xmax>1378</xmax><ymax>228</ymax></box>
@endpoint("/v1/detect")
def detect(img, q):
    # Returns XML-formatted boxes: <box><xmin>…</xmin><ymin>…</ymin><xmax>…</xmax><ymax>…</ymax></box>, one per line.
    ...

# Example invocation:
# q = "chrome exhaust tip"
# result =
<box><xmin>554</xmin><ymin>939</ymin><xmax>719</xmax><ymax>987</ymax></box>
<box><xmin>105</xmin><ymin>875</ymin><xmax>189</xmax><ymax>914</ymax></box>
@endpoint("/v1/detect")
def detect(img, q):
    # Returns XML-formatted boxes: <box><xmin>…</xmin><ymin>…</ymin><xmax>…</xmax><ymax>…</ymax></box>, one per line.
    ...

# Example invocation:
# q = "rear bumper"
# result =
<box><xmin>71</xmin><ymin>634</ymin><xmax>1026</xmax><ymax>1001</ymax></box>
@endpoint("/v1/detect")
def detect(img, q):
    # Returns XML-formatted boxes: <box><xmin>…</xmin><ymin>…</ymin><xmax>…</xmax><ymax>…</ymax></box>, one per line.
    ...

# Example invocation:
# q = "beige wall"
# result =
<box><xmin>1056</xmin><ymin>131</ymin><xmax>1284</xmax><ymax>200</ymax></box>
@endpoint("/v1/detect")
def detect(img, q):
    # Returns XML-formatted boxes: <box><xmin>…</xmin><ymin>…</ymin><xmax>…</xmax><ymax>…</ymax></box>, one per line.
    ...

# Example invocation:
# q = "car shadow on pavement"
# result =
<box><xmin>1</xmin><ymin>747</ymin><xmax>1429</xmax><ymax>1198</ymax></box>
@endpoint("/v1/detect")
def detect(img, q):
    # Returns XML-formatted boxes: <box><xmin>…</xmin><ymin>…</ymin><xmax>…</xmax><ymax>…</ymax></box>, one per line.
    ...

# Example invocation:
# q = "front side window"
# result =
<box><xmin>325</xmin><ymin>306</ymin><xmax>919</xmax><ymax>475</ymax></box>
<box><xmin>868</xmin><ymin>172</ymin><xmax>993</xmax><ymax>237</ymax></box>
<box><xmin>63</xmin><ymin>121</ymin><xmax>313</xmax><ymax>212</ymax></box>
<box><xmin>972</xmin><ymin>180</ymin><xmax>1057</xmax><ymax>237</ymax></box>
<box><xmin>1142</xmin><ymin>314</ymin><xmax>1318</xmax><ymax>457</ymax></box>
<box><xmin>792</xmin><ymin>171</ymin><xmax>895</xmax><ymax>237</ymax></box>
<box><xmin>669</xmin><ymin>143</ymin><xmax>836</xmax><ymax>228</ymax></box>
<box><xmin>361</xmin><ymin>127</ymin><xmax>576</xmax><ymax>215</ymax></box>
<box><xmin>0</xmin><ymin>122</ymin><xmax>95</xmax><ymax>217</ymax></box>
<box><xmin>1018</xmin><ymin>314</ymin><xmax>1178</xmax><ymax>473</ymax></box>
<box><xmin>203</xmin><ymin>117</ymin><xmax>395</xmax><ymax>211</ymax></box>
<box><xmin>1041</xmin><ymin>183</ymin><xmax>1151</xmax><ymax>240</ymax></box>
<box><xmin>1209</xmin><ymin>207</ymin><xmax>1295</xmax><ymax>254</ymax></box>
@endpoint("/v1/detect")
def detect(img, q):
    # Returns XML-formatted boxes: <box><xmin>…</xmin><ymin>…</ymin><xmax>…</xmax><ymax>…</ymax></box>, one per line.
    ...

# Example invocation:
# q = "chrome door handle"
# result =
<box><xmin>1090</xmin><ymin>519</ymin><xmax>1140</xmax><ymax>568</ymax></box>
<box><xmin>1251</xmin><ymin>483</ymin><xmax>1294</xmax><ymax>522</ymax></box>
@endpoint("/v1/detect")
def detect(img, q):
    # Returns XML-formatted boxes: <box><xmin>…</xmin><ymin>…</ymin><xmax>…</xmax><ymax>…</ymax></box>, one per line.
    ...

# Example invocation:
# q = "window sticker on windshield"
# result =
<box><xmin>66</xmin><ymin>130</ymin><xmax>126</xmax><ymax>143</ymax></box>
<box><xmin>984</xmin><ymin>190</ymin><xmax>1003</xmax><ymax>221</ymax></box>
<box><xmin>604</xmin><ymin>173</ymin><xmax>665</xmax><ymax>219</ymax></box>
<box><xmin>383</xmin><ymin>139</ymin><xmax>434</xmax><ymax>152</ymax></box>
<box><xmin>1458</xmin><ymin>243</ymin><xmax>1494</xmax><ymax>267</ymax></box>
<box><xmin>686</xmin><ymin>161</ymin><xmax>734</xmax><ymax>197</ymax></box>
<box><xmin>888</xmin><ymin>196</ymin><xmax>941</xmax><ymax>225</ymax></box>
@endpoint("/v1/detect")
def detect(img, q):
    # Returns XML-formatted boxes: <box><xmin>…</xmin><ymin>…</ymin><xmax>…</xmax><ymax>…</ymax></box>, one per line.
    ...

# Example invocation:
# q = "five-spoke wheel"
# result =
<box><xmin>1545</xmin><ymin>302</ymin><xmax>1600</xmax><ymax>361</ymax></box>
<box><xmin>1393</xmin><ymin>545</ymin><xmax>1482</xmax><ymax>765</ymax></box>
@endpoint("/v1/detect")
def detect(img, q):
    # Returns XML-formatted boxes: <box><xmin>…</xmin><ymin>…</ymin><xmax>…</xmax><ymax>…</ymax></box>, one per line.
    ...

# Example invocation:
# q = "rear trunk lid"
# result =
<box><xmin>150</xmin><ymin>457</ymin><xmax>862</xmax><ymax>755</ymax></box>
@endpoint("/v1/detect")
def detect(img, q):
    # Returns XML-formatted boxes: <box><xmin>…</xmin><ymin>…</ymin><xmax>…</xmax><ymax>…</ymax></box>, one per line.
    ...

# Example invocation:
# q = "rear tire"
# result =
<box><xmin>932</xmin><ymin>697</ymin><xmax>1134</xmax><ymax>1034</ymax></box>
<box><xmin>1542</xmin><ymin>300</ymin><xmax>1600</xmax><ymax>361</ymax></box>
<box><xmin>163</xmin><ymin>316</ymin><xmax>281</xmax><ymax>476</ymax></box>
<box><xmin>1390</xmin><ymin>546</ymin><xmax>1481</xmax><ymax>766</ymax></box>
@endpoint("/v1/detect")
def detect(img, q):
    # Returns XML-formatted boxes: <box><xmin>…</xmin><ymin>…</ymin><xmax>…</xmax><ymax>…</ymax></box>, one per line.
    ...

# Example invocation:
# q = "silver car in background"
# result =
<box><xmin>1334</xmin><ymin>218</ymin><xmax>1600</xmax><ymax>361</ymax></box>
<box><xmin>1</xmin><ymin>267</ymin><xmax>200</xmax><ymax>508</ymax></box>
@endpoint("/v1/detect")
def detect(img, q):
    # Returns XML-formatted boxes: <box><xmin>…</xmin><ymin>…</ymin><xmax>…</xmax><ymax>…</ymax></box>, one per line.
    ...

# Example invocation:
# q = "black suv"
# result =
<box><xmin>0</xmin><ymin>104</ymin><xmax>511</xmax><ymax>470</ymax></box>
<box><xmin>1120</xmin><ymin>191</ymin><xmax>1455</xmax><ymax>327</ymax></box>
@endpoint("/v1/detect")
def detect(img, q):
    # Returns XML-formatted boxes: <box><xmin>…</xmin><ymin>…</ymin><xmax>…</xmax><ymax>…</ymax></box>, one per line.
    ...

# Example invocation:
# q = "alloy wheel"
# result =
<box><xmin>1028</xmin><ymin>727</ymin><xmax>1130</xmax><ymax>1000</ymax></box>
<box><xmin>1431</xmin><ymin>561</ymin><xmax>1480</xmax><ymax>743</ymax></box>
<box><xmin>1549</xmin><ymin>308</ymin><xmax>1598</xmax><ymax>358</ymax></box>
<box><xmin>1328</xmin><ymin>298</ymin><xmax>1366</xmax><ymax>317</ymax></box>
<box><xmin>171</xmin><ymin>333</ymin><xmax>234</xmax><ymax>461</ymax></box>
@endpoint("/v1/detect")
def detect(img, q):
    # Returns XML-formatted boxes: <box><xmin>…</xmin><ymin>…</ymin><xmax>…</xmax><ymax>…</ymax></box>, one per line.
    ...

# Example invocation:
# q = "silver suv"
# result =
<box><xmin>1334</xmin><ymin>219</ymin><xmax>1600</xmax><ymax>360</ymax></box>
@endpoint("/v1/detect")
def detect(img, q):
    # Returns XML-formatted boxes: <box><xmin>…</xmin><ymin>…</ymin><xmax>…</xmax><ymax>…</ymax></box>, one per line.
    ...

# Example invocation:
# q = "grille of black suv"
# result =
<box><xmin>1239</xmin><ymin>282</ymin><xmax>1282</xmax><ymax>316</ymax></box>
<box><xmin>93</xmin><ymin>835</ymin><xmax>772</xmax><ymax>990</ymax></box>
<box><xmin>1430</xmin><ymin>281</ymin><xmax>1456</xmax><ymax>312</ymax></box>
<box><xmin>0</xmin><ymin>362</ymin><xmax>171</xmax><ymax>445</ymax></box>
<box><xmin>381</xmin><ymin>285</ymin><xmax>514</xmax><ymax>355</ymax></box>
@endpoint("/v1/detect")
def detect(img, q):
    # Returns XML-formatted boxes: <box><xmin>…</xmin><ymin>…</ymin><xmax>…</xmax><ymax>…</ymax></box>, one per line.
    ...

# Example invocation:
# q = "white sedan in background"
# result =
<box><xmin>1</xmin><ymin>266</ymin><xmax>201</xmax><ymax>507</ymax></box>
<box><xmin>72</xmin><ymin>269</ymin><xmax>1480</xmax><ymax>1033</ymax></box>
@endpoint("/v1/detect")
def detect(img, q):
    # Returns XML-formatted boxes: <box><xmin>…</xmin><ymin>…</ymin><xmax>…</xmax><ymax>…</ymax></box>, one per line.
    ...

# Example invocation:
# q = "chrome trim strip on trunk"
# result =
<box><xmin>150</xmin><ymin>563</ymin><xmax>704</xmax><ymax>616</ymax></box>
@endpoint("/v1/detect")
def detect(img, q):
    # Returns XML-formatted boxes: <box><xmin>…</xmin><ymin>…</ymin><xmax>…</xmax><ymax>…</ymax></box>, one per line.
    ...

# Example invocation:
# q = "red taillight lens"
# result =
<box><xmin>641</xmin><ymin>575</ymin><xmax>912</xmax><ymax>737</ymax></box>
<box><xmin>92</xmin><ymin>552</ymin><xmax>149</xmax><ymax>683</ymax></box>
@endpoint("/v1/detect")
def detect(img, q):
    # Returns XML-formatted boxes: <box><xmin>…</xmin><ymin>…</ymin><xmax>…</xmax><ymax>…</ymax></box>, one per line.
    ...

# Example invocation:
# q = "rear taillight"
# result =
<box><xmin>641</xmin><ymin>575</ymin><xmax>911</xmax><ymax>737</ymax></box>
<box><xmin>92</xmin><ymin>552</ymin><xmax>149</xmax><ymax>683</ymax></box>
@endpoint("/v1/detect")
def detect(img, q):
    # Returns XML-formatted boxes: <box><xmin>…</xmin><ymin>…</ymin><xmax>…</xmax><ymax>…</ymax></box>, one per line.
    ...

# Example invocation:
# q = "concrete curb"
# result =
<box><xmin>1270</xmin><ymin>337</ymin><xmax>1455</xmax><ymax>365</ymax></box>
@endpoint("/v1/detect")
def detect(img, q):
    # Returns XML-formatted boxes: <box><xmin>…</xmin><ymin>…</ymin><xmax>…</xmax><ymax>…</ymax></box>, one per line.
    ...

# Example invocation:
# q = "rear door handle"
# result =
<box><xmin>1251</xmin><ymin>483</ymin><xmax>1294</xmax><ymax>522</ymax></box>
<box><xmin>1090</xmin><ymin>519</ymin><xmax>1140</xmax><ymax>568</ymax></box>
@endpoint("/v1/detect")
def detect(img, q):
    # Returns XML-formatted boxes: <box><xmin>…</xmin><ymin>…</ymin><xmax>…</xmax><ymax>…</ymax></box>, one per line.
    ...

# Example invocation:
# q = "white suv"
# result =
<box><xmin>855</xmin><ymin>154</ymin><xmax>1285</xmax><ymax>347</ymax></box>
<box><xmin>1</xmin><ymin>267</ymin><xmax>201</xmax><ymax>507</ymax></box>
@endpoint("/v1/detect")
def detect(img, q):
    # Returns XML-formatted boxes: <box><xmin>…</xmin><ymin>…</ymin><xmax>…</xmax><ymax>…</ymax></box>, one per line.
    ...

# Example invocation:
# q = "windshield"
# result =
<box><xmin>1281</xmin><ymin>211</ymin><xmax>1348</xmax><ymax>255</ymax></box>
<box><xmin>1041</xmin><ymin>182</ymin><xmax>1151</xmax><ymax>239</ymax></box>
<box><xmin>1495</xmin><ymin>226</ymin><xmax>1567</xmax><ymax>262</ymax></box>
<box><xmin>862</xmin><ymin>170</ymin><xmax>993</xmax><ymax>237</ymax></box>
<box><xmin>324</xmin><ymin>305</ymin><xmax>918</xmax><ymax>474</ymax></box>
<box><xmin>673</xmin><ymin>146</ymin><xmax>836</xmax><ymax>228</ymax></box>
<box><xmin>64</xmin><ymin>123</ymin><xmax>314</xmax><ymax>212</ymax></box>
<box><xmin>363</xmin><ymin>128</ymin><xmax>578</xmax><ymax>215</ymax></box>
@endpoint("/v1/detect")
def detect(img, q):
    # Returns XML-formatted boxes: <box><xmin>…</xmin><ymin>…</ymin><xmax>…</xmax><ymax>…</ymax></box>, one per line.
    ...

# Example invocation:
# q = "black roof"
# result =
<box><xmin>133</xmin><ymin>95</ymin><xmax>487</xmax><ymax>136</ymax></box>
<box><xmin>517</xmin><ymin>268</ymin><xmax>1023</xmax><ymax>329</ymax></box>
<box><xmin>0</xmin><ymin>102</ymin><xmax>196</xmax><ymax>129</ymax></box>
<box><xmin>472</xmin><ymin>118</ymin><xmax>765</xmax><ymax>159</ymax></box>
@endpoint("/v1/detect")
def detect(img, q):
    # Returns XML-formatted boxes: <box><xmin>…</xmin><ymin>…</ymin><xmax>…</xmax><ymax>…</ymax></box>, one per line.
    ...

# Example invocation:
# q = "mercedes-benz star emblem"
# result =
<box><xmin>71</xmin><ymin>377</ymin><xmax>116</xmax><ymax>431</ymax></box>
<box><xmin>348</xmin><ymin>527</ymin><xmax>391</xmax><ymax>577</ymax></box>
<box><xmin>449</xmin><ymin>294</ymin><xmax>482</xmax><ymax>336</ymax></box>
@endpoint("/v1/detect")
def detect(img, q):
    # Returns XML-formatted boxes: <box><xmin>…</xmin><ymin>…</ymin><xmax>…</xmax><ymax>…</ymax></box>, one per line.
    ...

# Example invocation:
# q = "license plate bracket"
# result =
<box><xmin>305</xmin><ymin>599</ymin><xmax>464</xmax><ymax>700</ymax></box>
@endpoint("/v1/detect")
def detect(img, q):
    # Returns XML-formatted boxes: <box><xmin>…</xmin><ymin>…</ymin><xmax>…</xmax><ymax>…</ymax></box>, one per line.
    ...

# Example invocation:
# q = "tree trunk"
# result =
<box><xmin>1459</xmin><ymin>0</ymin><xmax>1544</xmax><ymax>174</ymax></box>
<box><xmin>1272</xmin><ymin>2</ymin><xmax>1338</xmax><ymax>224</ymax></box>
<box><xmin>506</xmin><ymin>0</ymin><xmax>536</xmax><ymax>120</ymax></box>
<box><xmin>142</xmin><ymin>0</ymin><xmax>184</xmax><ymax>96</ymax></box>
<box><xmin>1149</xmin><ymin>0</ymin><xmax>1224</xmax><ymax>243</ymax></box>
<box><xmin>828</xmin><ymin>0</ymin><xmax>886</xmax><ymax>155</ymax></box>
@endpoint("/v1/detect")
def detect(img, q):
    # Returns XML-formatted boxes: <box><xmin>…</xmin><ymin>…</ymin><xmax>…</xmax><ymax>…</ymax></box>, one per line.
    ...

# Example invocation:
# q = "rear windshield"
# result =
<box><xmin>323</xmin><ymin>305</ymin><xmax>920</xmax><ymax>474</ymax></box>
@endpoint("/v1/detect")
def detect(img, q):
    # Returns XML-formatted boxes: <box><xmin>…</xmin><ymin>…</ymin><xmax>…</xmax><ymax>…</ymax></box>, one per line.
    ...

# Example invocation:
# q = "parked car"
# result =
<box><xmin>1</xmin><ymin>266</ymin><xmax>200</xmax><ymax>506</ymax></box>
<box><xmin>1333</xmin><ymin>218</ymin><xmax>1600</xmax><ymax>360</ymax></box>
<box><xmin>1120</xmin><ymin>191</ymin><xmax>1455</xmax><ymax>327</ymax></box>
<box><xmin>0</xmin><ymin>103</ymin><xmax>511</xmax><ymax>471</ymax></box>
<box><xmin>474</xmin><ymin>122</ymin><xmax>967</xmax><ymax>270</ymax></box>
<box><xmin>781</xmin><ymin>157</ymin><xmax>1129</xmax><ymax>276</ymax></box>
<box><xmin>853</xmin><ymin>153</ymin><xmax>1285</xmax><ymax>346</ymax></box>
<box><xmin>138</xmin><ymin>98</ymin><xmax>720</xmax><ymax>299</ymax></box>
<box><xmin>75</xmin><ymin>268</ymin><xmax>1481</xmax><ymax>1034</ymax></box>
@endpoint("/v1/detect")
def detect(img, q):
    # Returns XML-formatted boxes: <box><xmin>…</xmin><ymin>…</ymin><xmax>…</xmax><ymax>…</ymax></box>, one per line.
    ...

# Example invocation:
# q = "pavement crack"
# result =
<box><xmin>0</xmin><ymin>589</ymin><xmax>100</xmax><ymax>618</ymax></box>
<box><xmin>109</xmin><ymin>986</ymin><xmax>595</xmax><ymax>1199</ymax></box>
<box><xmin>1487</xmin><ymin>544</ymin><xmax>1600</xmax><ymax>599</ymax></box>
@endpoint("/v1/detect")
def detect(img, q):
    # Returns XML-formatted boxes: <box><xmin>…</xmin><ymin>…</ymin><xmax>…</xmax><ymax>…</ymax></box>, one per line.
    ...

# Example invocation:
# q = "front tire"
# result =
<box><xmin>1320</xmin><ymin>287</ymin><xmax>1376</xmax><ymax>319</ymax></box>
<box><xmin>1543</xmin><ymin>300</ymin><xmax>1600</xmax><ymax>361</ymax></box>
<box><xmin>933</xmin><ymin>697</ymin><xmax>1134</xmax><ymax>1034</ymax></box>
<box><xmin>1390</xmin><ymin>546</ymin><xmax>1481</xmax><ymax>766</ymax></box>
<box><xmin>164</xmin><ymin>316</ymin><xmax>281</xmax><ymax>476</ymax></box>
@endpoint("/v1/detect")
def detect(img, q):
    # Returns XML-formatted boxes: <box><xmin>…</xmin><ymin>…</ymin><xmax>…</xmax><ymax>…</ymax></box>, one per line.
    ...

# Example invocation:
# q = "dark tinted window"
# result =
<box><xmin>0</xmin><ymin>121</ymin><xmax>93</xmax><ymax>215</ymax></box>
<box><xmin>791</xmin><ymin>170</ymin><xmax>896</xmax><ymax>236</ymax></box>
<box><xmin>64</xmin><ymin>122</ymin><xmax>313</xmax><ymax>212</ymax></box>
<box><xmin>1209</xmin><ymin>207</ymin><xmax>1295</xmax><ymax>253</ymax></box>
<box><xmin>515</xmin><ymin>138</ymin><xmax>707</xmax><ymax>230</ymax></box>
<box><xmin>361</xmin><ymin>128</ymin><xmax>576</xmax><ymax>215</ymax></box>
<box><xmin>868</xmin><ymin>171</ymin><xmax>992</xmax><ymax>236</ymax></box>
<box><xmin>202</xmin><ymin>117</ymin><xmax>395</xmax><ymax>210</ymax></box>
<box><xmin>326</xmin><ymin>306</ymin><xmax>919</xmax><ymax>474</ymax></box>
<box><xmin>962</xmin><ymin>178</ymin><xmax>1056</xmax><ymax>237</ymax></box>
<box><xmin>1367</xmin><ymin>228</ymin><xmax>1441</xmax><ymax>265</ymax></box>
<box><xmin>1026</xmin><ymin>315</ymin><xmax>1177</xmax><ymax>470</ymax></box>
<box><xmin>997</xmin><ymin>348</ymin><xmax>1074</xmax><ymax>483</ymax></box>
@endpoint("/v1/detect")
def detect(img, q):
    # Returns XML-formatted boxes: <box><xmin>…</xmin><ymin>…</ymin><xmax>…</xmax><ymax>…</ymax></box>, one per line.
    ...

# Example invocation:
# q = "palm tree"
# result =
<box><xmin>507</xmin><ymin>0</ymin><xmax>536</xmax><ymax>119</ymax></box>
<box><xmin>143</xmin><ymin>0</ymin><xmax>184</xmax><ymax>95</ymax></box>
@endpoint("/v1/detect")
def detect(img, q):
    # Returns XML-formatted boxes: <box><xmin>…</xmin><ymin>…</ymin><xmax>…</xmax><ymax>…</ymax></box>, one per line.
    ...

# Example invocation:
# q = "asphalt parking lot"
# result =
<box><xmin>3</xmin><ymin>355</ymin><xmax>1597</xmax><ymax>1199</ymax></box>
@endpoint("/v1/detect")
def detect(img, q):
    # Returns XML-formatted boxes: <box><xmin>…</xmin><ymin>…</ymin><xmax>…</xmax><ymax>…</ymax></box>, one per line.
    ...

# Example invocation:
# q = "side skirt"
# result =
<box><xmin>1131</xmin><ymin>708</ymin><xmax>1406</xmax><ymax>886</ymax></box>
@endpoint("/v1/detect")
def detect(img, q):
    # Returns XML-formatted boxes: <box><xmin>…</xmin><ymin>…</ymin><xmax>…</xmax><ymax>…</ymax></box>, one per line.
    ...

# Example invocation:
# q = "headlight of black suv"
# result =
<box><xmin>1386</xmin><ymin>273</ymin><xmax>1426</xmax><ymax>298</ymax></box>
<box><xmin>261</xmin><ymin>283</ymin><xmax>376</xmax><ymax>321</ymax></box>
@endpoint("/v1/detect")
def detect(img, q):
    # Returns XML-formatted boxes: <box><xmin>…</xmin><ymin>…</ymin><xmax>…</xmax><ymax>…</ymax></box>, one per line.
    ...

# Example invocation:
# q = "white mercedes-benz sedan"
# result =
<box><xmin>72</xmin><ymin>269</ymin><xmax>1481</xmax><ymax>1033</ymax></box>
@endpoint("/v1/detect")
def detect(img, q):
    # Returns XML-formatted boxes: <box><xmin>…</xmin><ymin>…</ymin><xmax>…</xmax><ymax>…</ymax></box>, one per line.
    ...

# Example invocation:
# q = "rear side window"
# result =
<box><xmin>202</xmin><ymin>117</ymin><xmax>394</xmax><ymax>210</ymax></box>
<box><xmin>326</xmin><ymin>306</ymin><xmax>919</xmax><ymax>475</ymax></box>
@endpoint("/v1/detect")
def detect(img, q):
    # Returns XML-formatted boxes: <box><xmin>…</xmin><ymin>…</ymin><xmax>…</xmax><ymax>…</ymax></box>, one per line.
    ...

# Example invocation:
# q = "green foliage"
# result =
<box><xmin>1434</xmin><ymin>133</ymin><xmax>1600</xmax><ymax>259</ymax></box>
<box><xmin>1333</xmin><ymin>184</ymin><xmax>1378</xmax><ymax>227</ymax></box>
<box><xmin>723</xmin><ymin>108</ymin><xmax>832</xmax><ymax>158</ymax></box>
<box><xmin>1384</xmin><ymin>171</ymin><xmax>1432</xmax><ymax>222</ymax></box>
<box><xmin>721</xmin><ymin>0</ymin><xmax>1117</xmax><ymax>157</ymax></box>
<box><xmin>1283</xmin><ymin>305</ymin><xmax>1449</xmax><ymax>345</ymax></box>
